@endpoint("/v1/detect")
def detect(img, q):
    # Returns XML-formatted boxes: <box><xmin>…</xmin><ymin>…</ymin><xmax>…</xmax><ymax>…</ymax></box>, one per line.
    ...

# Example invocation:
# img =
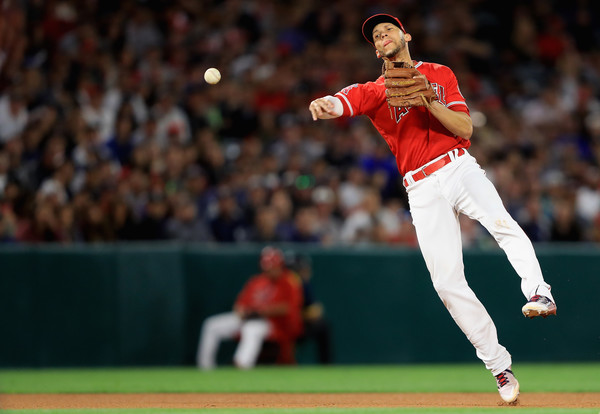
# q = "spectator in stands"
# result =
<box><xmin>135</xmin><ymin>191</ymin><xmax>168</xmax><ymax>240</ymax></box>
<box><xmin>165</xmin><ymin>192</ymin><xmax>212</xmax><ymax>242</ymax></box>
<box><xmin>248</xmin><ymin>205</ymin><xmax>285</xmax><ymax>243</ymax></box>
<box><xmin>550</xmin><ymin>197</ymin><xmax>584</xmax><ymax>242</ymax></box>
<box><xmin>210</xmin><ymin>187</ymin><xmax>247</xmax><ymax>242</ymax></box>
<box><xmin>0</xmin><ymin>88</ymin><xmax>28</xmax><ymax>144</ymax></box>
<box><xmin>108</xmin><ymin>198</ymin><xmax>137</xmax><ymax>241</ymax></box>
<box><xmin>269</xmin><ymin>188</ymin><xmax>295</xmax><ymax>241</ymax></box>
<box><xmin>340</xmin><ymin>187</ymin><xmax>384</xmax><ymax>244</ymax></box>
<box><xmin>311</xmin><ymin>186</ymin><xmax>342</xmax><ymax>245</ymax></box>
<box><xmin>518</xmin><ymin>195</ymin><xmax>551</xmax><ymax>243</ymax></box>
<box><xmin>196</xmin><ymin>246</ymin><xmax>303</xmax><ymax>369</ymax></box>
<box><xmin>17</xmin><ymin>201</ymin><xmax>62</xmax><ymax>242</ymax></box>
<box><xmin>0</xmin><ymin>200</ymin><xmax>18</xmax><ymax>242</ymax></box>
<box><xmin>290</xmin><ymin>206</ymin><xmax>321</xmax><ymax>243</ymax></box>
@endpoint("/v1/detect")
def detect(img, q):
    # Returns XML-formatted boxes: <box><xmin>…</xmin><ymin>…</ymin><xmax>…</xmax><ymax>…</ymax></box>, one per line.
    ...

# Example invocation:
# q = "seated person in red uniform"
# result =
<box><xmin>196</xmin><ymin>246</ymin><xmax>303</xmax><ymax>369</ymax></box>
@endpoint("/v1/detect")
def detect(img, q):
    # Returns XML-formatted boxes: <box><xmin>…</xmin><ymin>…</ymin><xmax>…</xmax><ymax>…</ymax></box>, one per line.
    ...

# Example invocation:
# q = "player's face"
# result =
<box><xmin>373</xmin><ymin>23</ymin><xmax>405</xmax><ymax>58</ymax></box>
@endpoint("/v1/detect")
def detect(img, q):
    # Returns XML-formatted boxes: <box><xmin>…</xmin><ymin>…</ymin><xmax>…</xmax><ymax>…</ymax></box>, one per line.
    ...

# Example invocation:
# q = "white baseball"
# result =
<box><xmin>204</xmin><ymin>68</ymin><xmax>221</xmax><ymax>85</ymax></box>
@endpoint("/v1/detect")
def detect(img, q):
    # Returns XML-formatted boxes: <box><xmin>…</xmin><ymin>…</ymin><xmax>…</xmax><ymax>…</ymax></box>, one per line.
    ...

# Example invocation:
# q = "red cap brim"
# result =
<box><xmin>362</xmin><ymin>14</ymin><xmax>406</xmax><ymax>46</ymax></box>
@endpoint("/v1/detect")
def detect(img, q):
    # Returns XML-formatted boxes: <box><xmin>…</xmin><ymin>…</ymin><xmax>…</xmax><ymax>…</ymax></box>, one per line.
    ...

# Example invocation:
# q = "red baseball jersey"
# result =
<box><xmin>235</xmin><ymin>270</ymin><xmax>303</xmax><ymax>340</ymax></box>
<box><xmin>335</xmin><ymin>61</ymin><xmax>471</xmax><ymax>175</ymax></box>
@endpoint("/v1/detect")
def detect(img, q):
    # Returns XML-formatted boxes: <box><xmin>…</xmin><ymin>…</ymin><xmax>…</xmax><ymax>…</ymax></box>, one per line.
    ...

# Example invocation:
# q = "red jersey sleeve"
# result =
<box><xmin>334</xmin><ymin>81</ymin><xmax>383</xmax><ymax>117</ymax></box>
<box><xmin>435</xmin><ymin>65</ymin><xmax>469</xmax><ymax>115</ymax></box>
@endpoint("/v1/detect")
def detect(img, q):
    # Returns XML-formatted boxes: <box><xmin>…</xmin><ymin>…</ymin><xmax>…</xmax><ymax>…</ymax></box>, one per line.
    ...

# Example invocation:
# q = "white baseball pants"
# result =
<box><xmin>406</xmin><ymin>150</ymin><xmax>553</xmax><ymax>375</ymax></box>
<box><xmin>196</xmin><ymin>312</ymin><xmax>272</xmax><ymax>370</ymax></box>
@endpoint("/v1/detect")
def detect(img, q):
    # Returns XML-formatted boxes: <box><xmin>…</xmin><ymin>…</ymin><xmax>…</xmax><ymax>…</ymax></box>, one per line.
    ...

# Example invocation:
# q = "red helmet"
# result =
<box><xmin>260</xmin><ymin>246</ymin><xmax>284</xmax><ymax>271</ymax></box>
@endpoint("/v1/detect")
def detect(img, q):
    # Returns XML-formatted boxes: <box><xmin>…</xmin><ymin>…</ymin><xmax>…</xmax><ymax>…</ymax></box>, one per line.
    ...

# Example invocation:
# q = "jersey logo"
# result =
<box><xmin>390</xmin><ymin>83</ymin><xmax>445</xmax><ymax>123</ymax></box>
<box><xmin>431</xmin><ymin>83</ymin><xmax>446</xmax><ymax>105</ymax></box>
<box><xmin>391</xmin><ymin>106</ymin><xmax>410</xmax><ymax>122</ymax></box>
<box><xmin>340</xmin><ymin>83</ymin><xmax>358</xmax><ymax>95</ymax></box>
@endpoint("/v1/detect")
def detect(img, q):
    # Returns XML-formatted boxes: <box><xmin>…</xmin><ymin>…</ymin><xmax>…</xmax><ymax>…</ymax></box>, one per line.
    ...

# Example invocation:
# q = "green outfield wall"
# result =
<box><xmin>1</xmin><ymin>244</ymin><xmax>598</xmax><ymax>367</ymax></box>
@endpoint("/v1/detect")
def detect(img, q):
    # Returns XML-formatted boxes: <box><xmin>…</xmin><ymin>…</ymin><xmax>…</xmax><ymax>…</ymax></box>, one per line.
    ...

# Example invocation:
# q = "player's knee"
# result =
<box><xmin>432</xmin><ymin>283</ymin><xmax>451</xmax><ymax>299</ymax></box>
<box><xmin>240</xmin><ymin>320</ymin><xmax>269</xmax><ymax>338</ymax></box>
<box><xmin>202</xmin><ymin>315</ymin><xmax>215</xmax><ymax>328</ymax></box>
<box><xmin>432</xmin><ymin>279</ymin><xmax>465</xmax><ymax>300</ymax></box>
<box><xmin>202</xmin><ymin>315</ymin><xmax>223</xmax><ymax>335</ymax></box>
<box><xmin>485</xmin><ymin>215</ymin><xmax>518</xmax><ymax>234</ymax></box>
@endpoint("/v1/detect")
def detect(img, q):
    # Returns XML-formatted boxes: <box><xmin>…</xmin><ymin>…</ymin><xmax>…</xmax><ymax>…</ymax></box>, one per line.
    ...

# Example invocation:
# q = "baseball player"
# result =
<box><xmin>196</xmin><ymin>246</ymin><xmax>303</xmax><ymax>369</ymax></box>
<box><xmin>309</xmin><ymin>14</ymin><xmax>557</xmax><ymax>403</ymax></box>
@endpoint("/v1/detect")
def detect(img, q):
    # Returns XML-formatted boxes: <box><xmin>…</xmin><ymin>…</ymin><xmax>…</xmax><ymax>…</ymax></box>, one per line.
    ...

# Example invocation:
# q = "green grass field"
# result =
<box><xmin>1</xmin><ymin>363</ymin><xmax>599</xmax><ymax>414</ymax></box>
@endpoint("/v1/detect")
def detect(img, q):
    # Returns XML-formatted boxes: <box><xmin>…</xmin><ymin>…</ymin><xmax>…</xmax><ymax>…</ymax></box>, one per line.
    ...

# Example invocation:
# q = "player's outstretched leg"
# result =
<box><xmin>450</xmin><ymin>155</ymin><xmax>557</xmax><ymax>318</ymax></box>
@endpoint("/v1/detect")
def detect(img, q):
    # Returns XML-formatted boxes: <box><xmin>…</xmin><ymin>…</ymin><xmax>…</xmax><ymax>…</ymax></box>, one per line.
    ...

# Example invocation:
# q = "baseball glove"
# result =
<box><xmin>383</xmin><ymin>61</ymin><xmax>437</xmax><ymax>108</ymax></box>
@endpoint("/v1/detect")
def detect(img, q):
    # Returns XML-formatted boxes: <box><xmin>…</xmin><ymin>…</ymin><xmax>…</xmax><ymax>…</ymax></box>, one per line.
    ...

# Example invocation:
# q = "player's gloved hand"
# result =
<box><xmin>383</xmin><ymin>60</ymin><xmax>437</xmax><ymax>108</ymax></box>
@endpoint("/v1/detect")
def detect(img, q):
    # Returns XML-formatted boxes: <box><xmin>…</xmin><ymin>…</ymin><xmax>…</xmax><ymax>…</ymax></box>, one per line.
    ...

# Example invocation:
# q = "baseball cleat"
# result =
<box><xmin>495</xmin><ymin>368</ymin><xmax>520</xmax><ymax>403</ymax></box>
<box><xmin>521</xmin><ymin>295</ymin><xmax>557</xmax><ymax>318</ymax></box>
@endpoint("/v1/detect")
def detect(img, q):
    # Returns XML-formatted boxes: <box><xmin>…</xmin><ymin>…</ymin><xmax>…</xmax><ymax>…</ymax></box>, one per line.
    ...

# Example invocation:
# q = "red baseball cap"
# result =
<box><xmin>362</xmin><ymin>14</ymin><xmax>406</xmax><ymax>46</ymax></box>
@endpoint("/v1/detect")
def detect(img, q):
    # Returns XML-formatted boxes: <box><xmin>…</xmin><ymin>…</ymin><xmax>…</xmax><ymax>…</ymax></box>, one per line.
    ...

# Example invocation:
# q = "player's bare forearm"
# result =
<box><xmin>428</xmin><ymin>101</ymin><xmax>473</xmax><ymax>140</ymax></box>
<box><xmin>309</xmin><ymin>96</ymin><xmax>343</xmax><ymax>120</ymax></box>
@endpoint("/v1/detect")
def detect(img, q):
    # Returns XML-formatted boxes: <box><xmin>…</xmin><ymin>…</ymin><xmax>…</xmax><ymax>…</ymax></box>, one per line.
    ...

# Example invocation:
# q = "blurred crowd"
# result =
<box><xmin>0</xmin><ymin>0</ymin><xmax>599</xmax><ymax>246</ymax></box>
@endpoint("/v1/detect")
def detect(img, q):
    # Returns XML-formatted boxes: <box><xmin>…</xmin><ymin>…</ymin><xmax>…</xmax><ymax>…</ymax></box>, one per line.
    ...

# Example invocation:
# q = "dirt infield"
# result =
<box><xmin>2</xmin><ymin>393</ymin><xmax>600</xmax><ymax>409</ymax></box>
